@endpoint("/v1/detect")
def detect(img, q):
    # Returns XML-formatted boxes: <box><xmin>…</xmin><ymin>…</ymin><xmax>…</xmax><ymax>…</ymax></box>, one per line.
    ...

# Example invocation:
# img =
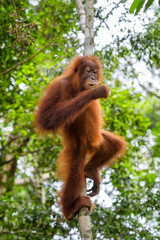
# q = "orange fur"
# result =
<box><xmin>35</xmin><ymin>55</ymin><xmax>127</xmax><ymax>220</ymax></box>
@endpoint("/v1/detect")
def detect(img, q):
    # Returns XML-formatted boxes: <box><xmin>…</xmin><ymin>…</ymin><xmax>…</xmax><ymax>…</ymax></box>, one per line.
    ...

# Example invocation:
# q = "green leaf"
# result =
<box><xmin>147</xmin><ymin>173</ymin><xmax>157</xmax><ymax>183</ymax></box>
<box><xmin>135</xmin><ymin>0</ymin><xmax>145</xmax><ymax>15</ymax></box>
<box><xmin>144</xmin><ymin>0</ymin><xmax>154</xmax><ymax>11</ymax></box>
<box><xmin>130</xmin><ymin>0</ymin><xmax>141</xmax><ymax>13</ymax></box>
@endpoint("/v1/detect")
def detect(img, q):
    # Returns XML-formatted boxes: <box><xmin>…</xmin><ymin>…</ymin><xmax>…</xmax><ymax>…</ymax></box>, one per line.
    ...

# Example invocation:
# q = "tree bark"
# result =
<box><xmin>84</xmin><ymin>0</ymin><xmax>94</xmax><ymax>55</ymax></box>
<box><xmin>75</xmin><ymin>0</ymin><xmax>94</xmax><ymax>239</ymax></box>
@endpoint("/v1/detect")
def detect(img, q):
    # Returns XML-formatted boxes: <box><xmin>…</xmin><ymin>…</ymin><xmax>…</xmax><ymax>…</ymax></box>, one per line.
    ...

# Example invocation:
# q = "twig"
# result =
<box><xmin>0</xmin><ymin>157</ymin><xmax>15</xmax><ymax>167</ymax></box>
<box><xmin>0</xmin><ymin>230</ymin><xmax>52</xmax><ymax>236</ymax></box>
<box><xmin>97</xmin><ymin>0</ymin><xmax>124</xmax><ymax>29</ymax></box>
<box><xmin>105</xmin><ymin>0</ymin><xmax>124</xmax><ymax>19</ymax></box>
<box><xmin>137</xmin><ymin>79</ymin><xmax>160</xmax><ymax>99</ymax></box>
<box><xmin>127</xmin><ymin>59</ymin><xmax>160</xmax><ymax>99</ymax></box>
<box><xmin>15</xmin><ymin>172</ymin><xmax>55</xmax><ymax>185</ymax></box>
<box><xmin>0</xmin><ymin>42</ymin><xmax>52</xmax><ymax>76</ymax></box>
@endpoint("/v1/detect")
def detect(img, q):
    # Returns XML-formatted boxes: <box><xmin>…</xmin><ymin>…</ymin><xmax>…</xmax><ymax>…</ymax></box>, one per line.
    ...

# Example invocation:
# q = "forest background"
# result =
<box><xmin>0</xmin><ymin>0</ymin><xmax>160</xmax><ymax>239</ymax></box>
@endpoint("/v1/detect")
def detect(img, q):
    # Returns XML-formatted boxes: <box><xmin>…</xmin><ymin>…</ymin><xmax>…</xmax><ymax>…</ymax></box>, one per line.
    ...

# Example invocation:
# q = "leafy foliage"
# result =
<box><xmin>0</xmin><ymin>0</ymin><xmax>160</xmax><ymax>239</ymax></box>
<box><xmin>130</xmin><ymin>0</ymin><xmax>160</xmax><ymax>15</ymax></box>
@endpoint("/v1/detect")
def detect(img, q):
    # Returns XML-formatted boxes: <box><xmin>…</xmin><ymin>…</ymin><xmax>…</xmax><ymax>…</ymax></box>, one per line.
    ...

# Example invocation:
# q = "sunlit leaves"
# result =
<box><xmin>130</xmin><ymin>0</ymin><xmax>159</xmax><ymax>15</ymax></box>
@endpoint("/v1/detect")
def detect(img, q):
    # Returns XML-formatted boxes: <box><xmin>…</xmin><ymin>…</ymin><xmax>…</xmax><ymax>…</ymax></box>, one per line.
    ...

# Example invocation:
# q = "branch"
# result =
<box><xmin>127</xmin><ymin>59</ymin><xmax>160</xmax><ymax>99</ymax></box>
<box><xmin>15</xmin><ymin>172</ymin><xmax>55</xmax><ymax>185</ymax></box>
<box><xmin>0</xmin><ymin>137</ymin><xmax>30</xmax><ymax>167</ymax></box>
<box><xmin>75</xmin><ymin>0</ymin><xmax>85</xmax><ymax>33</ymax></box>
<box><xmin>84</xmin><ymin>0</ymin><xmax>94</xmax><ymax>55</ymax></box>
<box><xmin>0</xmin><ymin>157</ymin><xmax>15</xmax><ymax>167</ymax></box>
<box><xmin>105</xmin><ymin>0</ymin><xmax>124</xmax><ymax>19</ymax></box>
<box><xmin>0</xmin><ymin>41</ymin><xmax>52</xmax><ymax>76</ymax></box>
<box><xmin>137</xmin><ymin>79</ymin><xmax>160</xmax><ymax>99</ymax></box>
<box><xmin>76</xmin><ymin>1</ymin><xmax>94</xmax><ymax>239</ymax></box>
<box><xmin>0</xmin><ymin>230</ymin><xmax>52</xmax><ymax>236</ymax></box>
<box><xmin>78</xmin><ymin>185</ymin><xmax>93</xmax><ymax>240</ymax></box>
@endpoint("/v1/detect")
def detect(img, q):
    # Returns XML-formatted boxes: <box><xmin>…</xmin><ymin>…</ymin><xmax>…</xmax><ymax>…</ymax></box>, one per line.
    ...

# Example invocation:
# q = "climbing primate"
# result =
<box><xmin>35</xmin><ymin>56</ymin><xmax>127</xmax><ymax>220</ymax></box>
